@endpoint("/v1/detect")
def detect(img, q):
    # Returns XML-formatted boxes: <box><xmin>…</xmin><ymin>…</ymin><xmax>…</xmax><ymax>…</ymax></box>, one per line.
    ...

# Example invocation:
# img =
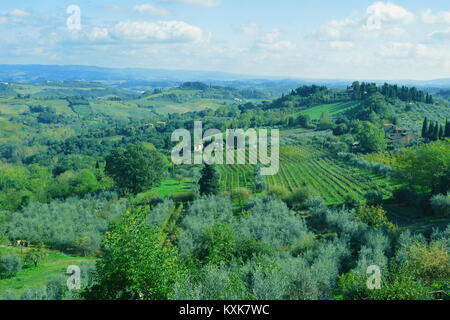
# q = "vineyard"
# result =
<box><xmin>218</xmin><ymin>146</ymin><xmax>394</xmax><ymax>204</ymax></box>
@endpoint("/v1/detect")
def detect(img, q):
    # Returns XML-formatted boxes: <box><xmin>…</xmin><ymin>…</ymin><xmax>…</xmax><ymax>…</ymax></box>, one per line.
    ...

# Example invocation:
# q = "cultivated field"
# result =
<box><xmin>218</xmin><ymin>145</ymin><xmax>394</xmax><ymax>204</ymax></box>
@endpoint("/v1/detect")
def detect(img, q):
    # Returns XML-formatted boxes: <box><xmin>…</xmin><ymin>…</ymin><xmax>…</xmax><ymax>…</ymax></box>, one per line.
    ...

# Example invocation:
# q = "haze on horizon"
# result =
<box><xmin>1</xmin><ymin>0</ymin><xmax>450</xmax><ymax>81</ymax></box>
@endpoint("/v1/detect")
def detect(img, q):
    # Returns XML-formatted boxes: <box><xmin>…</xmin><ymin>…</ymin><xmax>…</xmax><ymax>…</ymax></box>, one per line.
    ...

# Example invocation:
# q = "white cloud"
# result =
<box><xmin>0</xmin><ymin>17</ymin><xmax>7</xmax><ymax>24</ymax></box>
<box><xmin>365</xmin><ymin>2</ymin><xmax>415</xmax><ymax>30</ymax></box>
<box><xmin>9</xmin><ymin>9</ymin><xmax>30</xmax><ymax>17</ymax></box>
<box><xmin>428</xmin><ymin>28</ymin><xmax>450</xmax><ymax>41</ymax></box>
<box><xmin>112</xmin><ymin>21</ymin><xmax>207</xmax><ymax>43</ymax></box>
<box><xmin>240</xmin><ymin>23</ymin><xmax>259</xmax><ymax>36</ymax></box>
<box><xmin>256</xmin><ymin>29</ymin><xmax>295</xmax><ymax>51</ymax></box>
<box><xmin>88</xmin><ymin>27</ymin><xmax>110</xmax><ymax>42</ymax></box>
<box><xmin>134</xmin><ymin>4</ymin><xmax>171</xmax><ymax>16</ymax></box>
<box><xmin>328</xmin><ymin>41</ymin><xmax>356</xmax><ymax>50</ymax></box>
<box><xmin>378</xmin><ymin>42</ymin><xmax>414</xmax><ymax>58</ymax></box>
<box><xmin>155</xmin><ymin>0</ymin><xmax>220</xmax><ymax>8</ymax></box>
<box><xmin>411</xmin><ymin>44</ymin><xmax>450</xmax><ymax>63</ymax></box>
<box><xmin>317</xmin><ymin>2</ymin><xmax>414</xmax><ymax>42</ymax></box>
<box><xmin>422</xmin><ymin>9</ymin><xmax>450</xmax><ymax>25</ymax></box>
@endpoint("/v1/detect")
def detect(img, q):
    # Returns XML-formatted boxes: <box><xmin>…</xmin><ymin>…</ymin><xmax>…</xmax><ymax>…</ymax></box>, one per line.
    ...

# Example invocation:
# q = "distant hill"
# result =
<box><xmin>0</xmin><ymin>64</ymin><xmax>258</xmax><ymax>83</ymax></box>
<box><xmin>2</xmin><ymin>64</ymin><xmax>450</xmax><ymax>90</ymax></box>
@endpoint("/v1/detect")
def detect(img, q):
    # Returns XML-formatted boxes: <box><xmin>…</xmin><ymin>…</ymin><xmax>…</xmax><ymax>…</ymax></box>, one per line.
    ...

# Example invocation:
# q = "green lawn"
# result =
<box><xmin>0</xmin><ymin>246</ymin><xmax>95</xmax><ymax>297</ymax></box>
<box><xmin>154</xmin><ymin>179</ymin><xmax>193</xmax><ymax>197</ymax></box>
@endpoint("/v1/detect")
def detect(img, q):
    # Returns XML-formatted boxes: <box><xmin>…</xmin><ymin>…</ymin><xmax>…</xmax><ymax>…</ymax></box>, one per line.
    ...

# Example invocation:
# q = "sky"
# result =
<box><xmin>1</xmin><ymin>0</ymin><xmax>450</xmax><ymax>80</ymax></box>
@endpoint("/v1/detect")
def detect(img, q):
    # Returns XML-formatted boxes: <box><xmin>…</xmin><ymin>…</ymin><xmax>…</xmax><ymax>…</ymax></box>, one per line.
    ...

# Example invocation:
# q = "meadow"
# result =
<box><xmin>0</xmin><ymin>246</ymin><xmax>95</xmax><ymax>297</ymax></box>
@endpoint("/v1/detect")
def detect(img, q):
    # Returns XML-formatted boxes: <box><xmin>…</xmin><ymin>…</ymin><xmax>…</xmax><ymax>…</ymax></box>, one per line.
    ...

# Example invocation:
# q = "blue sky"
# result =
<box><xmin>1</xmin><ymin>1</ymin><xmax>450</xmax><ymax>80</ymax></box>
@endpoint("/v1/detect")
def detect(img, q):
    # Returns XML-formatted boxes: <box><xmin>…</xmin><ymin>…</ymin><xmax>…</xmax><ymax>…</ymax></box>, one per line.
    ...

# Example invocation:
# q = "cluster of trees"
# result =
<box><xmin>0</xmin><ymin>160</ymin><xmax>112</xmax><ymax>211</ymax></box>
<box><xmin>73</xmin><ymin>194</ymin><xmax>450</xmax><ymax>300</ymax></box>
<box><xmin>394</xmin><ymin>139</ymin><xmax>450</xmax><ymax>195</ymax></box>
<box><xmin>348</xmin><ymin>82</ymin><xmax>433</xmax><ymax>104</ymax></box>
<box><xmin>268</xmin><ymin>85</ymin><xmax>349</xmax><ymax>111</ymax></box>
<box><xmin>4</xmin><ymin>192</ymin><xmax>127</xmax><ymax>255</ymax></box>
<box><xmin>422</xmin><ymin>118</ymin><xmax>450</xmax><ymax>141</ymax></box>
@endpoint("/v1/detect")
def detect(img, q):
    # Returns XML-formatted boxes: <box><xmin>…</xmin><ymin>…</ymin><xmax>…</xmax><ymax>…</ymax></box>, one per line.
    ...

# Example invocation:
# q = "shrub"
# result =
<box><xmin>171</xmin><ymin>265</ymin><xmax>250</xmax><ymax>300</ymax></box>
<box><xmin>356</xmin><ymin>205</ymin><xmax>393</xmax><ymax>230</ymax></box>
<box><xmin>291</xmin><ymin>233</ymin><xmax>317</xmax><ymax>257</ymax></box>
<box><xmin>237</xmin><ymin>198</ymin><xmax>310</xmax><ymax>249</ymax></box>
<box><xmin>171</xmin><ymin>191</ymin><xmax>196</xmax><ymax>203</ymax></box>
<box><xmin>197</xmin><ymin>223</ymin><xmax>237</xmax><ymax>265</ymax></box>
<box><xmin>284</xmin><ymin>187</ymin><xmax>316</xmax><ymax>211</ymax></box>
<box><xmin>406</xmin><ymin>240</ymin><xmax>450</xmax><ymax>281</ymax></box>
<box><xmin>430</xmin><ymin>194</ymin><xmax>450</xmax><ymax>216</ymax></box>
<box><xmin>147</xmin><ymin>199</ymin><xmax>175</xmax><ymax>226</ymax></box>
<box><xmin>364</xmin><ymin>191</ymin><xmax>383</xmax><ymax>206</ymax></box>
<box><xmin>0</xmin><ymin>254</ymin><xmax>22</xmax><ymax>279</ymax></box>
<box><xmin>266</xmin><ymin>185</ymin><xmax>290</xmax><ymax>200</ymax></box>
<box><xmin>178</xmin><ymin>196</ymin><xmax>233</xmax><ymax>256</ymax></box>
<box><xmin>339</xmin><ymin>267</ymin><xmax>432</xmax><ymax>300</ymax></box>
<box><xmin>6</xmin><ymin>192</ymin><xmax>127</xmax><ymax>254</ymax></box>
<box><xmin>231</xmin><ymin>188</ymin><xmax>252</xmax><ymax>210</ymax></box>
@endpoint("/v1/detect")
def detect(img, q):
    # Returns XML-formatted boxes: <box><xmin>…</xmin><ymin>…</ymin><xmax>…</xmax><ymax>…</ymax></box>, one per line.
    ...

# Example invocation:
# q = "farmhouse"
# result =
<box><xmin>383</xmin><ymin>124</ymin><xmax>415</xmax><ymax>146</ymax></box>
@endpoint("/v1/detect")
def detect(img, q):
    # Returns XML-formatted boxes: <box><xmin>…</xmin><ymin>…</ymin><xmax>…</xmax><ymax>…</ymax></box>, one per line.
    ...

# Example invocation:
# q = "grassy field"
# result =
<box><xmin>154</xmin><ymin>178</ymin><xmax>193</xmax><ymax>197</ymax></box>
<box><xmin>0</xmin><ymin>246</ymin><xmax>95</xmax><ymax>297</ymax></box>
<box><xmin>218</xmin><ymin>145</ymin><xmax>394</xmax><ymax>205</ymax></box>
<box><xmin>300</xmin><ymin>101</ymin><xmax>359</xmax><ymax>119</ymax></box>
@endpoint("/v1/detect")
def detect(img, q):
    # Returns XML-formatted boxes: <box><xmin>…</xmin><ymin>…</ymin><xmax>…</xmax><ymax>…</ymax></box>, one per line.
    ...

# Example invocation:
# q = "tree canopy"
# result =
<box><xmin>105</xmin><ymin>144</ymin><xmax>167</xmax><ymax>194</ymax></box>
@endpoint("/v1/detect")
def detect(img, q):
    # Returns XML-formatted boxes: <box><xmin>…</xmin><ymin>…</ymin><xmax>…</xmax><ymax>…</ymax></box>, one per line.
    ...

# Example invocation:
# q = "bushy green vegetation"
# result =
<box><xmin>0</xmin><ymin>80</ymin><xmax>449</xmax><ymax>300</ymax></box>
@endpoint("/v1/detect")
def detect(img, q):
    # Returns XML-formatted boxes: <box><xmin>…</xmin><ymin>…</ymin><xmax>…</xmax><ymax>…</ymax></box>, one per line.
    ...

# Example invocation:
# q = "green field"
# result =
<box><xmin>300</xmin><ymin>101</ymin><xmax>359</xmax><ymax>119</ymax></box>
<box><xmin>154</xmin><ymin>178</ymin><xmax>193</xmax><ymax>197</ymax></box>
<box><xmin>218</xmin><ymin>145</ymin><xmax>394</xmax><ymax>204</ymax></box>
<box><xmin>0</xmin><ymin>246</ymin><xmax>95</xmax><ymax>296</ymax></box>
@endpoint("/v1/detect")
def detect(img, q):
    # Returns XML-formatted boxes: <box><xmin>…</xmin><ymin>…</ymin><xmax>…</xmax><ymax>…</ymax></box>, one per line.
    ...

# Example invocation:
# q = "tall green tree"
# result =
<box><xmin>421</xmin><ymin>117</ymin><xmax>429</xmax><ymax>139</ymax></box>
<box><xmin>105</xmin><ymin>144</ymin><xmax>166</xmax><ymax>195</ymax></box>
<box><xmin>357</xmin><ymin>122</ymin><xmax>387</xmax><ymax>152</ymax></box>
<box><xmin>438</xmin><ymin>125</ymin><xmax>444</xmax><ymax>140</ymax></box>
<box><xmin>432</xmin><ymin>122</ymin><xmax>439</xmax><ymax>141</ymax></box>
<box><xmin>82</xmin><ymin>208</ymin><xmax>181</xmax><ymax>300</ymax></box>
<box><xmin>395</xmin><ymin>140</ymin><xmax>450</xmax><ymax>194</ymax></box>
<box><xmin>199</xmin><ymin>164</ymin><xmax>220</xmax><ymax>196</ymax></box>
<box><xmin>445</xmin><ymin>119</ymin><xmax>450</xmax><ymax>138</ymax></box>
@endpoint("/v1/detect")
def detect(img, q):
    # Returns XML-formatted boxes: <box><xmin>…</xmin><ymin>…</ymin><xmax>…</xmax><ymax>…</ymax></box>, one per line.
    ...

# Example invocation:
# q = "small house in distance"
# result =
<box><xmin>383</xmin><ymin>124</ymin><xmax>415</xmax><ymax>147</ymax></box>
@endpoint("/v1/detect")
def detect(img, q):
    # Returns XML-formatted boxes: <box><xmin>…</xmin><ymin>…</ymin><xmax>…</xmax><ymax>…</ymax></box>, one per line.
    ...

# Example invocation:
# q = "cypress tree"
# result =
<box><xmin>445</xmin><ymin>119</ymin><xmax>450</xmax><ymax>138</ymax></box>
<box><xmin>428</xmin><ymin>122</ymin><xmax>435</xmax><ymax>140</ymax></box>
<box><xmin>432</xmin><ymin>122</ymin><xmax>439</xmax><ymax>141</ymax></box>
<box><xmin>439</xmin><ymin>124</ymin><xmax>444</xmax><ymax>140</ymax></box>
<box><xmin>422</xmin><ymin>117</ymin><xmax>429</xmax><ymax>138</ymax></box>
<box><xmin>199</xmin><ymin>164</ymin><xmax>220</xmax><ymax>196</ymax></box>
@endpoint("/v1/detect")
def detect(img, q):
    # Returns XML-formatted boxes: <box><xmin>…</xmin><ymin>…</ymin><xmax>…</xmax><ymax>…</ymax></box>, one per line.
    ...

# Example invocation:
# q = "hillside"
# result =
<box><xmin>0</xmin><ymin>80</ymin><xmax>449</xmax><ymax>301</ymax></box>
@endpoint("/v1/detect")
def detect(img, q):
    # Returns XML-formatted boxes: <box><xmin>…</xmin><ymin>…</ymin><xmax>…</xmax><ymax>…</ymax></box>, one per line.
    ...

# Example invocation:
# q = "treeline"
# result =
<box><xmin>422</xmin><ymin>117</ymin><xmax>450</xmax><ymax>141</ymax></box>
<box><xmin>348</xmin><ymin>82</ymin><xmax>433</xmax><ymax>104</ymax></box>
<box><xmin>4</xmin><ymin>192</ymin><xmax>127</xmax><ymax>255</ymax></box>
<box><xmin>267</xmin><ymin>85</ymin><xmax>350</xmax><ymax>110</ymax></box>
